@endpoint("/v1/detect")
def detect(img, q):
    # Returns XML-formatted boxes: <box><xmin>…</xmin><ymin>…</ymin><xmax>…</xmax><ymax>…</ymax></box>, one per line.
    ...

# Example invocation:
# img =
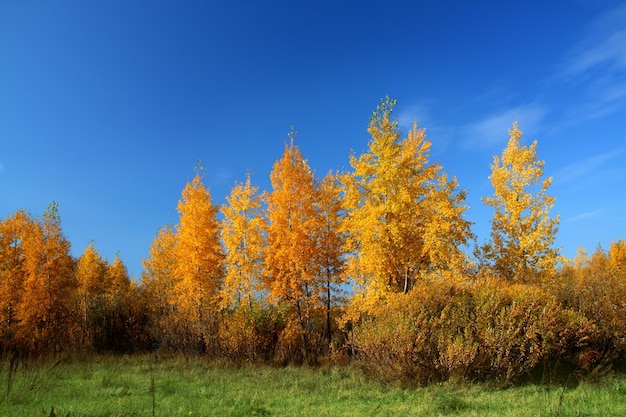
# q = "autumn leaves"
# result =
<box><xmin>141</xmin><ymin>137</ymin><xmax>347</xmax><ymax>358</ymax></box>
<box><xmin>343</xmin><ymin>98</ymin><xmax>473</xmax><ymax>307</ymax></box>
<box><xmin>0</xmin><ymin>204</ymin><xmax>140</xmax><ymax>355</ymax></box>
<box><xmin>3</xmin><ymin>96</ymin><xmax>596</xmax><ymax>376</ymax></box>
<box><xmin>480</xmin><ymin>121</ymin><xmax>563</xmax><ymax>282</ymax></box>
<box><xmin>139</xmin><ymin>96</ymin><xmax>563</xmax><ymax>361</ymax></box>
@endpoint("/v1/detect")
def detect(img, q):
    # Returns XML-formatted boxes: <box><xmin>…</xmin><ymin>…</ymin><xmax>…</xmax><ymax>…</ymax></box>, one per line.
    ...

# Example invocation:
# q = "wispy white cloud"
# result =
<box><xmin>397</xmin><ymin>103</ymin><xmax>432</xmax><ymax>130</ymax></box>
<box><xmin>462</xmin><ymin>103</ymin><xmax>547</xmax><ymax>149</ymax></box>
<box><xmin>553</xmin><ymin>148</ymin><xmax>625</xmax><ymax>184</ymax></box>
<box><xmin>396</xmin><ymin>101</ymin><xmax>457</xmax><ymax>155</ymax></box>
<box><xmin>562</xmin><ymin>4</ymin><xmax>626</xmax><ymax>77</ymax></box>
<box><xmin>462</xmin><ymin>4</ymin><xmax>626</xmax><ymax>147</ymax></box>
<box><xmin>556</xmin><ymin>3</ymin><xmax>626</xmax><ymax>120</ymax></box>
<box><xmin>564</xmin><ymin>210</ymin><xmax>602</xmax><ymax>223</ymax></box>
<box><xmin>210</xmin><ymin>166</ymin><xmax>233</xmax><ymax>187</ymax></box>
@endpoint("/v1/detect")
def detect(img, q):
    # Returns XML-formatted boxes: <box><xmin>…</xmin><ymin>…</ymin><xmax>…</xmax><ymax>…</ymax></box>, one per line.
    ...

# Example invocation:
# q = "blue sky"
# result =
<box><xmin>1</xmin><ymin>1</ymin><xmax>625</xmax><ymax>278</ymax></box>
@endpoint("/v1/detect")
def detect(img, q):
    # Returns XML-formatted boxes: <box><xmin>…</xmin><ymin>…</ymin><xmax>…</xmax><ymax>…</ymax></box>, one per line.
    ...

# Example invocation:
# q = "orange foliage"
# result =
<box><xmin>353</xmin><ymin>275</ymin><xmax>595</xmax><ymax>386</ymax></box>
<box><xmin>0</xmin><ymin>211</ymin><xmax>35</xmax><ymax>352</ymax></box>
<box><xmin>173</xmin><ymin>172</ymin><xmax>224</xmax><ymax>351</ymax></box>
<box><xmin>220</xmin><ymin>174</ymin><xmax>266</xmax><ymax>309</ymax></box>
<box><xmin>17</xmin><ymin>202</ymin><xmax>76</xmax><ymax>354</ymax></box>
<box><xmin>342</xmin><ymin>96</ymin><xmax>473</xmax><ymax>319</ymax></box>
<box><xmin>264</xmin><ymin>140</ymin><xmax>319</xmax><ymax>306</ymax></box>
<box><xmin>141</xmin><ymin>225</ymin><xmax>180</xmax><ymax>349</ymax></box>
<box><xmin>554</xmin><ymin>243</ymin><xmax>626</xmax><ymax>359</ymax></box>
<box><xmin>75</xmin><ymin>242</ymin><xmax>108</xmax><ymax>348</ymax></box>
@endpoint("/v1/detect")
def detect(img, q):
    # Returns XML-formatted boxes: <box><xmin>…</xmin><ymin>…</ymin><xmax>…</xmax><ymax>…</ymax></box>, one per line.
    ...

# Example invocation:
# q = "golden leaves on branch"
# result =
<box><xmin>482</xmin><ymin>122</ymin><xmax>563</xmax><ymax>282</ymax></box>
<box><xmin>342</xmin><ymin>96</ymin><xmax>474</xmax><ymax>315</ymax></box>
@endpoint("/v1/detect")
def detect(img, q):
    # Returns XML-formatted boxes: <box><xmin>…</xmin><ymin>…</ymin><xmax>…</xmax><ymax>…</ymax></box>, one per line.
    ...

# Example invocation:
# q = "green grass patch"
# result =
<box><xmin>1</xmin><ymin>355</ymin><xmax>625</xmax><ymax>416</ymax></box>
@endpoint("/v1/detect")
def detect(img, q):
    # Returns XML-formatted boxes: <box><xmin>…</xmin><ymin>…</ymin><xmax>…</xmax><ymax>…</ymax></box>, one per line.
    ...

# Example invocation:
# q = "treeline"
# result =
<box><xmin>1</xmin><ymin>97</ymin><xmax>624</xmax><ymax>385</ymax></box>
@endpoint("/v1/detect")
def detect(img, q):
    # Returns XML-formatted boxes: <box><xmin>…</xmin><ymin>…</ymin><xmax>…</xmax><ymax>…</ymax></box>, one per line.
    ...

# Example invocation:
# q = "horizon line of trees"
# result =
<box><xmin>2</xmin><ymin>97</ymin><xmax>624</xmax><ymax>385</ymax></box>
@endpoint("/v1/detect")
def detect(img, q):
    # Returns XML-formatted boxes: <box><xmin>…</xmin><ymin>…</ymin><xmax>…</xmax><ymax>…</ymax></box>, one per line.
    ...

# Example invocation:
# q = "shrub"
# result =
<box><xmin>219</xmin><ymin>301</ymin><xmax>284</xmax><ymax>364</ymax></box>
<box><xmin>351</xmin><ymin>275</ymin><xmax>595</xmax><ymax>386</ymax></box>
<box><xmin>550</xmin><ymin>244</ymin><xmax>626</xmax><ymax>366</ymax></box>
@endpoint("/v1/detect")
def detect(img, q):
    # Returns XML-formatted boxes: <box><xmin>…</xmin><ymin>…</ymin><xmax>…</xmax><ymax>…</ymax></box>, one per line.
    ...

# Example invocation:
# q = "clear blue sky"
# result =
<box><xmin>2</xmin><ymin>1</ymin><xmax>625</xmax><ymax>278</ymax></box>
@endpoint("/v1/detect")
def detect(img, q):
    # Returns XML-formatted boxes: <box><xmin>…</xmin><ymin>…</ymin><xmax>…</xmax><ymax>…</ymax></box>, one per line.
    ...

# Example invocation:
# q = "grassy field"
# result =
<box><xmin>1</xmin><ymin>355</ymin><xmax>625</xmax><ymax>416</ymax></box>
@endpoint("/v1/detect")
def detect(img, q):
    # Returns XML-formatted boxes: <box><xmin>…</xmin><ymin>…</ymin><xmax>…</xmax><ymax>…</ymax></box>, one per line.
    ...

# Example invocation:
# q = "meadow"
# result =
<box><xmin>1</xmin><ymin>355</ymin><xmax>625</xmax><ymax>417</ymax></box>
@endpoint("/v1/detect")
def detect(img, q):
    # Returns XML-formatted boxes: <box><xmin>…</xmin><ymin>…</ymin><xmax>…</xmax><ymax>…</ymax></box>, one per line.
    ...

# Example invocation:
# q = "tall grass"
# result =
<box><xmin>1</xmin><ymin>355</ymin><xmax>625</xmax><ymax>416</ymax></box>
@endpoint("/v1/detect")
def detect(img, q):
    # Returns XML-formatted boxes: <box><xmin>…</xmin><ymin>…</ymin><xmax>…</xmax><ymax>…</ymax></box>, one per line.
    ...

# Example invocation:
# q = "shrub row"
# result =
<box><xmin>351</xmin><ymin>276</ymin><xmax>599</xmax><ymax>386</ymax></box>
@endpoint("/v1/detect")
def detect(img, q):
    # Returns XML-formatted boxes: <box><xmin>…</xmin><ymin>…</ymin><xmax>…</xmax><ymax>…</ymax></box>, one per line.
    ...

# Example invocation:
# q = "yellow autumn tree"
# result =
<box><xmin>0</xmin><ymin>210</ymin><xmax>33</xmax><ymax>353</ymax></box>
<box><xmin>220</xmin><ymin>173</ymin><xmax>266</xmax><ymax>309</ymax></box>
<box><xmin>173</xmin><ymin>170</ymin><xmax>224</xmax><ymax>352</ymax></box>
<box><xmin>314</xmin><ymin>171</ymin><xmax>347</xmax><ymax>345</ymax></box>
<box><xmin>75</xmin><ymin>242</ymin><xmax>108</xmax><ymax>348</ymax></box>
<box><xmin>141</xmin><ymin>225</ymin><xmax>180</xmax><ymax>349</ymax></box>
<box><xmin>17</xmin><ymin>202</ymin><xmax>76</xmax><ymax>354</ymax></box>
<box><xmin>608</xmin><ymin>239</ymin><xmax>626</xmax><ymax>276</ymax></box>
<box><xmin>264</xmin><ymin>137</ymin><xmax>322</xmax><ymax>361</ymax></box>
<box><xmin>102</xmin><ymin>254</ymin><xmax>134</xmax><ymax>350</ymax></box>
<box><xmin>482</xmin><ymin>122</ymin><xmax>563</xmax><ymax>282</ymax></box>
<box><xmin>342</xmin><ymin>97</ymin><xmax>473</xmax><ymax>314</ymax></box>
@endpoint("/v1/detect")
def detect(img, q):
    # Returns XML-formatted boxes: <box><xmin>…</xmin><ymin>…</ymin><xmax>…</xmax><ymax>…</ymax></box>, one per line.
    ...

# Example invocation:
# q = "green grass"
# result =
<box><xmin>1</xmin><ymin>355</ymin><xmax>626</xmax><ymax>416</ymax></box>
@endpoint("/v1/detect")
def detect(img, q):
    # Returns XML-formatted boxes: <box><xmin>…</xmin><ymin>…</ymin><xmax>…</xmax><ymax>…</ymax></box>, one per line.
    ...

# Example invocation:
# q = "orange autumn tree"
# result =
<box><xmin>482</xmin><ymin>122</ymin><xmax>563</xmax><ymax>282</ymax></box>
<box><xmin>314</xmin><ymin>171</ymin><xmax>347</xmax><ymax>345</ymax></box>
<box><xmin>342</xmin><ymin>97</ymin><xmax>473</xmax><ymax>314</ymax></box>
<box><xmin>264</xmin><ymin>137</ymin><xmax>323</xmax><ymax>361</ymax></box>
<box><xmin>173</xmin><ymin>169</ymin><xmax>224</xmax><ymax>352</ymax></box>
<box><xmin>141</xmin><ymin>225</ymin><xmax>180</xmax><ymax>349</ymax></box>
<box><xmin>220</xmin><ymin>173</ymin><xmax>267</xmax><ymax>309</ymax></box>
<box><xmin>102</xmin><ymin>254</ymin><xmax>135</xmax><ymax>350</ymax></box>
<box><xmin>17</xmin><ymin>202</ymin><xmax>76</xmax><ymax>355</ymax></box>
<box><xmin>75</xmin><ymin>242</ymin><xmax>108</xmax><ymax>349</ymax></box>
<box><xmin>0</xmin><ymin>210</ymin><xmax>34</xmax><ymax>353</ymax></box>
<box><xmin>607</xmin><ymin>239</ymin><xmax>626</xmax><ymax>278</ymax></box>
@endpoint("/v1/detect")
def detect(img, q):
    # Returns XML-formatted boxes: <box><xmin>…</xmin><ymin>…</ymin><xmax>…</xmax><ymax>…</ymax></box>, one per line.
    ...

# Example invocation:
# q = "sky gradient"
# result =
<box><xmin>2</xmin><ymin>1</ymin><xmax>625</xmax><ymax>278</ymax></box>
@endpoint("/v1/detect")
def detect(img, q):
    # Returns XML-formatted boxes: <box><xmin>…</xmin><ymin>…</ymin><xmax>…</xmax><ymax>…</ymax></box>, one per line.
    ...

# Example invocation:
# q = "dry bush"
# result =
<box><xmin>219</xmin><ymin>302</ymin><xmax>283</xmax><ymax>364</ymax></box>
<box><xmin>471</xmin><ymin>280</ymin><xmax>595</xmax><ymax>385</ymax></box>
<box><xmin>352</xmin><ymin>278</ymin><xmax>465</xmax><ymax>386</ymax></box>
<box><xmin>548</xmin><ymin>243</ymin><xmax>626</xmax><ymax>373</ymax></box>
<box><xmin>352</xmin><ymin>276</ymin><xmax>595</xmax><ymax>386</ymax></box>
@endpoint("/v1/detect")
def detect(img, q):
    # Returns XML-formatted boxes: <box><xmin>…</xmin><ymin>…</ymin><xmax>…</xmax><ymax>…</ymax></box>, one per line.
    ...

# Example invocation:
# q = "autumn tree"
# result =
<box><xmin>220</xmin><ymin>173</ymin><xmax>267</xmax><ymax>309</ymax></box>
<box><xmin>101</xmin><ymin>254</ymin><xmax>135</xmax><ymax>351</ymax></box>
<box><xmin>75</xmin><ymin>242</ymin><xmax>108</xmax><ymax>349</ymax></box>
<box><xmin>482</xmin><ymin>122</ymin><xmax>563</xmax><ymax>282</ymax></box>
<box><xmin>608</xmin><ymin>239</ymin><xmax>626</xmax><ymax>276</ymax></box>
<box><xmin>173</xmin><ymin>170</ymin><xmax>224</xmax><ymax>352</ymax></box>
<box><xmin>141</xmin><ymin>225</ymin><xmax>179</xmax><ymax>349</ymax></box>
<box><xmin>0</xmin><ymin>210</ymin><xmax>33</xmax><ymax>353</ymax></box>
<box><xmin>17</xmin><ymin>202</ymin><xmax>76</xmax><ymax>355</ymax></box>
<box><xmin>314</xmin><ymin>171</ymin><xmax>346</xmax><ymax>345</ymax></box>
<box><xmin>264</xmin><ymin>137</ymin><xmax>323</xmax><ymax>361</ymax></box>
<box><xmin>342</xmin><ymin>97</ymin><xmax>473</xmax><ymax>312</ymax></box>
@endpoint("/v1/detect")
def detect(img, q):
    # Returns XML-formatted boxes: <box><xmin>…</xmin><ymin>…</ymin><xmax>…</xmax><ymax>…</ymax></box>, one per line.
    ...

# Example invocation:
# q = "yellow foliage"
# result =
<box><xmin>264</xmin><ymin>141</ymin><xmax>320</xmax><ymax>305</ymax></box>
<box><xmin>18</xmin><ymin>202</ymin><xmax>76</xmax><ymax>353</ymax></box>
<box><xmin>482</xmin><ymin>122</ymin><xmax>564</xmax><ymax>282</ymax></box>
<box><xmin>555</xmin><ymin>242</ymin><xmax>626</xmax><ymax>356</ymax></box>
<box><xmin>353</xmin><ymin>274</ymin><xmax>595</xmax><ymax>386</ymax></box>
<box><xmin>265</xmin><ymin>140</ymin><xmax>347</xmax><ymax>359</ymax></box>
<box><xmin>220</xmin><ymin>174</ymin><xmax>266</xmax><ymax>309</ymax></box>
<box><xmin>142</xmin><ymin>225</ymin><xmax>178</xmax><ymax>308</ymax></box>
<box><xmin>342</xmin><ymin>96</ymin><xmax>473</xmax><ymax>310</ymax></box>
<box><xmin>173</xmin><ymin>173</ymin><xmax>224</xmax><ymax>338</ymax></box>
